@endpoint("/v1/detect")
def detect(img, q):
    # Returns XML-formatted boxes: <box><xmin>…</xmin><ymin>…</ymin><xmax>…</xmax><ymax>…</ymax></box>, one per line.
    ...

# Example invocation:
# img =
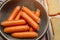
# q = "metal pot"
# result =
<box><xmin>0</xmin><ymin>0</ymin><xmax>48</xmax><ymax>40</ymax></box>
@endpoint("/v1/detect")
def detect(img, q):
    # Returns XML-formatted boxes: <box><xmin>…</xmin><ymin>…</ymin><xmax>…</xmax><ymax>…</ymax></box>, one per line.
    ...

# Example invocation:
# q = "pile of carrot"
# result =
<box><xmin>1</xmin><ymin>6</ymin><xmax>41</xmax><ymax>38</ymax></box>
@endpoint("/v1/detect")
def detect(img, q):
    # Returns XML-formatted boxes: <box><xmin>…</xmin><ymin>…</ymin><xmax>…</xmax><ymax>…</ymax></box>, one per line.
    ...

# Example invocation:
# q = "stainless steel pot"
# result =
<box><xmin>0</xmin><ymin>0</ymin><xmax>48</xmax><ymax>40</ymax></box>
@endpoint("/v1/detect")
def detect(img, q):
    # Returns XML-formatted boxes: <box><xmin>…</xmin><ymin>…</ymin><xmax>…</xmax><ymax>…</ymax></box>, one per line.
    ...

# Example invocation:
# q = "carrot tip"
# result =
<box><xmin>37</xmin><ymin>18</ymin><xmax>41</xmax><ymax>23</ymax></box>
<box><xmin>22</xmin><ymin>6</ymin><xmax>25</xmax><ymax>9</ymax></box>
<box><xmin>36</xmin><ymin>9</ymin><xmax>40</xmax><ymax>12</ymax></box>
<box><xmin>16</xmin><ymin>6</ymin><xmax>21</xmax><ymax>10</ymax></box>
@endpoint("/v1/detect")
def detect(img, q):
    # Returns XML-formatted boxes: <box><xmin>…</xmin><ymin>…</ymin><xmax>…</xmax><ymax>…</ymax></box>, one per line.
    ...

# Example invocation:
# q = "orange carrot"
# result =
<box><xmin>4</xmin><ymin>25</ymin><xmax>29</xmax><ymax>33</ymax></box>
<box><xmin>21</xmin><ymin>12</ymin><xmax>39</xmax><ymax>30</ymax></box>
<box><xmin>35</xmin><ymin>9</ymin><xmax>40</xmax><ymax>17</ymax></box>
<box><xmin>22</xmin><ymin>6</ymin><xmax>40</xmax><ymax>23</ymax></box>
<box><xmin>7</xmin><ymin>6</ymin><xmax>20</xmax><ymax>20</ymax></box>
<box><xmin>1</xmin><ymin>19</ymin><xmax>26</xmax><ymax>27</ymax></box>
<box><xmin>29</xmin><ymin>27</ymin><xmax>34</xmax><ymax>32</ymax></box>
<box><xmin>15</xmin><ymin>11</ymin><xmax>22</xmax><ymax>20</ymax></box>
<box><xmin>12</xmin><ymin>32</ymin><xmax>38</xmax><ymax>38</ymax></box>
<box><xmin>32</xmin><ymin>11</ymin><xmax>35</xmax><ymax>14</ymax></box>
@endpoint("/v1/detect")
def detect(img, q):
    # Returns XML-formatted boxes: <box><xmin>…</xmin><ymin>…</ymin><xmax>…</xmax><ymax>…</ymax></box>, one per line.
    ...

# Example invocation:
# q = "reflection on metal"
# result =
<box><xmin>0</xmin><ymin>0</ymin><xmax>7</xmax><ymax>7</ymax></box>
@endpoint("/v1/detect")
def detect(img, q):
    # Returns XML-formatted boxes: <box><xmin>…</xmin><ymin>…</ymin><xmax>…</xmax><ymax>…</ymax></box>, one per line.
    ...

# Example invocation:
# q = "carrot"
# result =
<box><xmin>22</xmin><ymin>6</ymin><xmax>40</xmax><ymax>23</ymax></box>
<box><xmin>29</xmin><ymin>27</ymin><xmax>34</xmax><ymax>32</ymax></box>
<box><xmin>32</xmin><ymin>11</ymin><xmax>35</xmax><ymax>14</ymax></box>
<box><xmin>35</xmin><ymin>9</ymin><xmax>40</xmax><ymax>17</ymax></box>
<box><xmin>4</xmin><ymin>25</ymin><xmax>29</xmax><ymax>33</ymax></box>
<box><xmin>21</xmin><ymin>12</ymin><xmax>39</xmax><ymax>30</ymax></box>
<box><xmin>11</xmin><ymin>32</ymin><xmax>38</xmax><ymax>38</ymax></box>
<box><xmin>15</xmin><ymin>11</ymin><xmax>22</xmax><ymax>20</ymax></box>
<box><xmin>7</xmin><ymin>6</ymin><xmax>20</xmax><ymax>20</ymax></box>
<box><xmin>1</xmin><ymin>19</ymin><xmax>26</xmax><ymax>27</ymax></box>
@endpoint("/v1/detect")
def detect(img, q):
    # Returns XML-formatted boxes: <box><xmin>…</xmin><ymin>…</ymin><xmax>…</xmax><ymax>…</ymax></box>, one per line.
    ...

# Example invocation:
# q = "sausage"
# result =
<box><xmin>7</xmin><ymin>6</ymin><xmax>20</xmax><ymax>20</ymax></box>
<box><xmin>21</xmin><ymin>12</ymin><xmax>39</xmax><ymax>30</ymax></box>
<box><xmin>11</xmin><ymin>32</ymin><xmax>38</xmax><ymax>38</ymax></box>
<box><xmin>4</xmin><ymin>25</ymin><xmax>29</xmax><ymax>33</ymax></box>
<box><xmin>35</xmin><ymin>9</ymin><xmax>40</xmax><ymax>17</ymax></box>
<box><xmin>29</xmin><ymin>27</ymin><xmax>34</xmax><ymax>32</ymax></box>
<box><xmin>1</xmin><ymin>19</ymin><xmax>26</xmax><ymax>27</ymax></box>
<box><xmin>22</xmin><ymin>6</ymin><xmax>40</xmax><ymax>23</ymax></box>
<box><xmin>15</xmin><ymin>11</ymin><xmax>21</xmax><ymax>20</ymax></box>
